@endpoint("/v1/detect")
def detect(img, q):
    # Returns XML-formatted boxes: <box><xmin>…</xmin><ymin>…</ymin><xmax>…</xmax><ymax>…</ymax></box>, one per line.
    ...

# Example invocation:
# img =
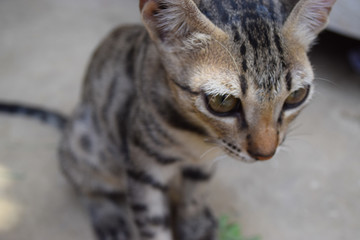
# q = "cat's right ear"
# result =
<box><xmin>139</xmin><ymin>0</ymin><xmax>227</xmax><ymax>50</ymax></box>
<box><xmin>283</xmin><ymin>0</ymin><xmax>337</xmax><ymax>50</ymax></box>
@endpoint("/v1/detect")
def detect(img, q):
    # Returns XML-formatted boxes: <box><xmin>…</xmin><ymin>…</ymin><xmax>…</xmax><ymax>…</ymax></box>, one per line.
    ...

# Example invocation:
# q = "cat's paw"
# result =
<box><xmin>92</xmin><ymin>215</ymin><xmax>130</xmax><ymax>240</ymax></box>
<box><xmin>177</xmin><ymin>207</ymin><xmax>218</xmax><ymax>240</ymax></box>
<box><xmin>88</xmin><ymin>201</ymin><xmax>132</xmax><ymax>240</ymax></box>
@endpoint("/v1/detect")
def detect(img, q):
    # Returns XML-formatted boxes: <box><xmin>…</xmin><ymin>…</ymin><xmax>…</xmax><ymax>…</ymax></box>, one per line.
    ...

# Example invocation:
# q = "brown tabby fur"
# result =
<box><xmin>1</xmin><ymin>0</ymin><xmax>337</xmax><ymax>239</ymax></box>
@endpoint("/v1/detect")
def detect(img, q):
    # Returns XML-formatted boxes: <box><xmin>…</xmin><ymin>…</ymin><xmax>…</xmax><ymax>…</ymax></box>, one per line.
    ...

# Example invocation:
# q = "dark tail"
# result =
<box><xmin>0</xmin><ymin>102</ymin><xmax>68</xmax><ymax>130</ymax></box>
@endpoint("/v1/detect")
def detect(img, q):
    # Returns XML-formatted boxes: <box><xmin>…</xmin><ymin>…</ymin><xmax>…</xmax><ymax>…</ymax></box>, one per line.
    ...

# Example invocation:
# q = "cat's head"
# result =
<box><xmin>140</xmin><ymin>0</ymin><xmax>336</xmax><ymax>162</ymax></box>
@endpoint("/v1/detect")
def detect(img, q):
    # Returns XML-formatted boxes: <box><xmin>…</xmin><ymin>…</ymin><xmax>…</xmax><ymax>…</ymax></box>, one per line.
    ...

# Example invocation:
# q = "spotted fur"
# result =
<box><xmin>0</xmin><ymin>0</ymin><xmax>336</xmax><ymax>239</ymax></box>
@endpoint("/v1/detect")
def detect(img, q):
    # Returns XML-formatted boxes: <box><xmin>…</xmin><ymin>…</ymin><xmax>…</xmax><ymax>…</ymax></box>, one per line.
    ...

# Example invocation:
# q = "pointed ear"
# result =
<box><xmin>139</xmin><ymin>0</ymin><xmax>227</xmax><ymax>49</ymax></box>
<box><xmin>283</xmin><ymin>0</ymin><xmax>337</xmax><ymax>49</ymax></box>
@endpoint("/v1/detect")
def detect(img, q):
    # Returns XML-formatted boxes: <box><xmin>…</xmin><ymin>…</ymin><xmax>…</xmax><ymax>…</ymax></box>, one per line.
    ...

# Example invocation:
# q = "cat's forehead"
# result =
<box><xmin>196</xmin><ymin>0</ymin><xmax>289</xmax><ymax>91</ymax></box>
<box><xmin>197</xmin><ymin>0</ymin><xmax>287</xmax><ymax>30</ymax></box>
<box><xmin>193</xmin><ymin>64</ymin><xmax>241</xmax><ymax>96</ymax></box>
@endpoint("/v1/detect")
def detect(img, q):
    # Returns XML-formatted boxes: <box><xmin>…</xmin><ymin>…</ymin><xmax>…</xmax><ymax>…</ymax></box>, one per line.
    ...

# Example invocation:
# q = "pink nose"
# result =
<box><xmin>248</xmin><ymin>150</ymin><xmax>276</xmax><ymax>161</ymax></box>
<box><xmin>247</xmin><ymin>127</ymin><xmax>278</xmax><ymax>161</ymax></box>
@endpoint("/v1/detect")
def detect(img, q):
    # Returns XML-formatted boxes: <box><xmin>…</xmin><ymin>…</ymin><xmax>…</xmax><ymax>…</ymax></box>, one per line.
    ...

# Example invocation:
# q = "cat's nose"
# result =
<box><xmin>247</xmin><ymin>127</ymin><xmax>278</xmax><ymax>161</ymax></box>
<box><xmin>249</xmin><ymin>150</ymin><xmax>276</xmax><ymax>161</ymax></box>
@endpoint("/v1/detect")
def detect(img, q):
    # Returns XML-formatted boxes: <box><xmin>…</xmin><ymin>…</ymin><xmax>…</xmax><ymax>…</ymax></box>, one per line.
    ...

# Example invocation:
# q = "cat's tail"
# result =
<box><xmin>0</xmin><ymin>102</ymin><xmax>68</xmax><ymax>130</ymax></box>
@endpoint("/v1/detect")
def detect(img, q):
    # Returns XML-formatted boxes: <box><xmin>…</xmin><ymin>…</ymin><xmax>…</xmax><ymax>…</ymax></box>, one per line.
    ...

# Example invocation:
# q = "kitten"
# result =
<box><xmin>0</xmin><ymin>0</ymin><xmax>337</xmax><ymax>239</ymax></box>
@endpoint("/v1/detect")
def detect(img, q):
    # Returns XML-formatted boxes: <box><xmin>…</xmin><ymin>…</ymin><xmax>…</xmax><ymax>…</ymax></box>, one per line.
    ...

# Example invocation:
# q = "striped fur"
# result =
<box><xmin>0</xmin><ymin>102</ymin><xmax>67</xmax><ymax>130</ymax></box>
<box><xmin>0</xmin><ymin>0</ymin><xmax>336</xmax><ymax>239</ymax></box>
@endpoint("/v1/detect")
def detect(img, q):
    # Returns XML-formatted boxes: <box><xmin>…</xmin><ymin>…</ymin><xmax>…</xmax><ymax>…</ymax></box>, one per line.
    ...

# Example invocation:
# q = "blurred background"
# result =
<box><xmin>0</xmin><ymin>0</ymin><xmax>359</xmax><ymax>240</ymax></box>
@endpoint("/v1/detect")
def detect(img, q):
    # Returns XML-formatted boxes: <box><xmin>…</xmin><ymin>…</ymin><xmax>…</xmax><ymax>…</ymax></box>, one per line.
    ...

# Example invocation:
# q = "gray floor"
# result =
<box><xmin>0</xmin><ymin>1</ymin><xmax>359</xmax><ymax>240</ymax></box>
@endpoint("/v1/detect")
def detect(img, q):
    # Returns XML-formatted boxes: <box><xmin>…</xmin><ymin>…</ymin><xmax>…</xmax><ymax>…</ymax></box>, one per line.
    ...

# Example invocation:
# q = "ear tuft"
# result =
<box><xmin>140</xmin><ymin>0</ymin><xmax>227</xmax><ymax>50</ymax></box>
<box><xmin>300</xmin><ymin>0</ymin><xmax>336</xmax><ymax>33</ymax></box>
<box><xmin>139</xmin><ymin>0</ymin><xmax>149</xmax><ymax>11</ymax></box>
<box><xmin>284</xmin><ymin>0</ymin><xmax>337</xmax><ymax>49</ymax></box>
<box><xmin>141</xmin><ymin>0</ymin><xmax>195</xmax><ymax>43</ymax></box>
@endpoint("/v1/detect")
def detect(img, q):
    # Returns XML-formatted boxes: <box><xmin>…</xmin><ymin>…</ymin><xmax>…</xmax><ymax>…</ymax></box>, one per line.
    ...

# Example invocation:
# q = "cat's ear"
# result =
<box><xmin>283</xmin><ymin>0</ymin><xmax>337</xmax><ymax>49</ymax></box>
<box><xmin>139</xmin><ymin>0</ymin><xmax>227</xmax><ymax>50</ymax></box>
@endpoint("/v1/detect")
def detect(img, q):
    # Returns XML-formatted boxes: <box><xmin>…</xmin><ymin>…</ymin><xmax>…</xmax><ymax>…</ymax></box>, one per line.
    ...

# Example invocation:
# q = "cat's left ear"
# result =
<box><xmin>283</xmin><ymin>0</ymin><xmax>337</xmax><ymax>50</ymax></box>
<box><xmin>139</xmin><ymin>0</ymin><xmax>227</xmax><ymax>50</ymax></box>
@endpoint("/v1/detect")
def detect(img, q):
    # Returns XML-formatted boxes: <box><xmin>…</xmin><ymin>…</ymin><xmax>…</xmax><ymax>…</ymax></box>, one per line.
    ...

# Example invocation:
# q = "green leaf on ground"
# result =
<box><xmin>218</xmin><ymin>215</ymin><xmax>261</xmax><ymax>240</ymax></box>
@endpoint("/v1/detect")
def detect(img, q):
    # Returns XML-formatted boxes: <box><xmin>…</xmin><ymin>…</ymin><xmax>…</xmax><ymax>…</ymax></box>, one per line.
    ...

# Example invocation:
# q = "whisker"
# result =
<box><xmin>200</xmin><ymin>147</ymin><xmax>219</xmax><ymax>159</ymax></box>
<box><xmin>278</xmin><ymin>145</ymin><xmax>291</xmax><ymax>154</ymax></box>
<box><xmin>286</xmin><ymin>126</ymin><xmax>303</xmax><ymax>137</ymax></box>
<box><xmin>315</xmin><ymin>77</ymin><xmax>337</xmax><ymax>87</ymax></box>
<box><xmin>286</xmin><ymin>136</ymin><xmax>310</xmax><ymax>143</ymax></box>
<box><xmin>213</xmin><ymin>154</ymin><xmax>228</xmax><ymax>162</ymax></box>
<box><xmin>286</xmin><ymin>120</ymin><xmax>308</xmax><ymax>135</ymax></box>
<box><xmin>205</xmin><ymin>154</ymin><xmax>228</xmax><ymax>173</ymax></box>
<box><xmin>212</xmin><ymin>154</ymin><xmax>228</xmax><ymax>165</ymax></box>
<box><xmin>204</xmin><ymin>138</ymin><xmax>218</xmax><ymax>145</ymax></box>
<box><xmin>286</xmin><ymin>127</ymin><xmax>314</xmax><ymax>139</ymax></box>
<box><xmin>288</xmin><ymin>122</ymin><xmax>303</xmax><ymax>130</ymax></box>
<box><xmin>286</xmin><ymin>127</ymin><xmax>298</xmax><ymax>136</ymax></box>
<box><xmin>212</xmin><ymin>38</ymin><xmax>240</xmax><ymax>75</ymax></box>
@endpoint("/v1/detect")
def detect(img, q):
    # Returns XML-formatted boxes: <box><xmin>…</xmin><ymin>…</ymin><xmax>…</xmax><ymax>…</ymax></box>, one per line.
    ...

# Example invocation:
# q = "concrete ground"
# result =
<box><xmin>0</xmin><ymin>0</ymin><xmax>359</xmax><ymax>240</ymax></box>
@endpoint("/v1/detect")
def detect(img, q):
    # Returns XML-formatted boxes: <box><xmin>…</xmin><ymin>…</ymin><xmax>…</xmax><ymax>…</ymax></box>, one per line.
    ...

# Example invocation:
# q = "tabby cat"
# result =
<box><xmin>0</xmin><ymin>0</ymin><xmax>337</xmax><ymax>239</ymax></box>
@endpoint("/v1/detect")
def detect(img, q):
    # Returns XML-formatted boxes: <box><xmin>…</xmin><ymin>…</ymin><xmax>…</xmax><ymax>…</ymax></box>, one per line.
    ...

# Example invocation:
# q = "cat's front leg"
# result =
<box><xmin>175</xmin><ymin>166</ymin><xmax>218</xmax><ymax>240</ymax></box>
<box><xmin>84</xmin><ymin>191</ymin><xmax>137</xmax><ymax>240</ymax></box>
<box><xmin>127</xmin><ymin>168</ymin><xmax>173</xmax><ymax>240</ymax></box>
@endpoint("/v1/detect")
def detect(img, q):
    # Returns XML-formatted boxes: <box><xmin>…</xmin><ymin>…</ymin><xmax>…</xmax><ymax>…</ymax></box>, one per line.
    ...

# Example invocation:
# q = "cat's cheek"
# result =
<box><xmin>278</xmin><ymin>130</ymin><xmax>288</xmax><ymax>146</ymax></box>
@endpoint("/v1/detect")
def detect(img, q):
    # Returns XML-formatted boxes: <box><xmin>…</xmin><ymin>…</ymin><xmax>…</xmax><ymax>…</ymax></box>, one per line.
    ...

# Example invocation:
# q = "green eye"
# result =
<box><xmin>284</xmin><ymin>86</ymin><xmax>310</xmax><ymax>109</ymax></box>
<box><xmin>206</xmin><ymin>94</ymin><xmax>239</xmax><ymax>115</ymax></box>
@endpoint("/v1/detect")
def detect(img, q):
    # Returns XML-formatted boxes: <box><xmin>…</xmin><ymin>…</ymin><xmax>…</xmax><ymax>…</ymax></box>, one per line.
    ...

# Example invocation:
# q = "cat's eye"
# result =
<box><xmin>206</xmin><ymin>94</ymin><xmax>239</xmax><ymax>116</ymax></box>
<box><xmin>284</xmin><ymin>86</ymin><xmax>310</xmax><ymax>110</ymax></box>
